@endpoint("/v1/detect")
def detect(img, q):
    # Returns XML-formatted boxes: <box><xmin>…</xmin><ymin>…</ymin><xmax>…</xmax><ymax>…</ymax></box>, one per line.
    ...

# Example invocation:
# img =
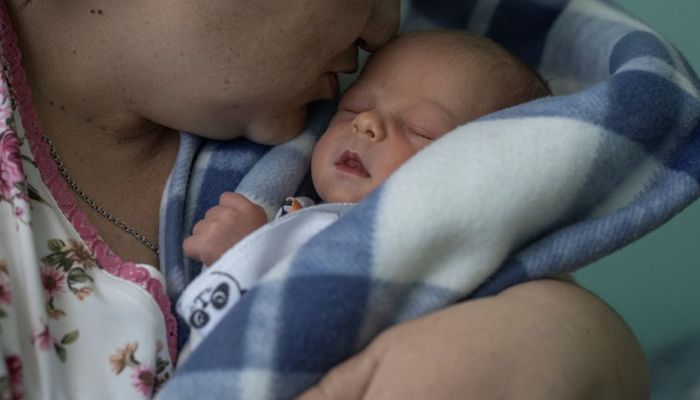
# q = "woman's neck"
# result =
<box><xmin>8</xmin><ymin>0</ymin><xmax>175</xmax><ymax>173</ymax></box>
<box><xmin>8</xmin><ymin>1</ymin><xmax>180</xmax><ymax>267</ymax></box>
<box><xmin>36</xmin><ymin>100</ymin><xmax>180</xmax><ymax>268</ymax></box>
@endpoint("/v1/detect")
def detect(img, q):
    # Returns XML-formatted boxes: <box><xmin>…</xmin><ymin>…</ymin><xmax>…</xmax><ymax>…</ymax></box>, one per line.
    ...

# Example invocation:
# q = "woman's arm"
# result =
<box><xmin>299</xmin><ymin>279</ymin><xmax>649</xmax><ymax>399</ymax></box>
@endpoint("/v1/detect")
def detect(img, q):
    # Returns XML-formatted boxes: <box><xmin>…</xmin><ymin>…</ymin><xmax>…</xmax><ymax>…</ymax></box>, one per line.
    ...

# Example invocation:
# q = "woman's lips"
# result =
<box><xmin>334</xmin><ymin>150</ymin><xmax>370</xmax><ymax>177</ymax></box>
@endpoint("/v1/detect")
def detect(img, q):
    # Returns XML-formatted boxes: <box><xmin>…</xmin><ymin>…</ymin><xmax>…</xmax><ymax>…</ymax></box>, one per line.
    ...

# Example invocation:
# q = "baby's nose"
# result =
<box><xmin>352</xmin><ymin>111</ymin><xmax>386</xmax><ymax>141</ymax></box>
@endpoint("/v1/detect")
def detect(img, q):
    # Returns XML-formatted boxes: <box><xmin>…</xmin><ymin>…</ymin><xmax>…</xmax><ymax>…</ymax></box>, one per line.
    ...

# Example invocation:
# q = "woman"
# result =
<box><xmin>0</xmin><ymin>0</ymin><xmax>647</xmax><ymax>398</ymax></box>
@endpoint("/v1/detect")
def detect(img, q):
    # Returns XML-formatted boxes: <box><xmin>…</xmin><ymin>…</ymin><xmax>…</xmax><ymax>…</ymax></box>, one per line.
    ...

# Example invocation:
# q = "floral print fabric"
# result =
<box><xmin>0</xmin><ymin>50</ymin><xmax>174</xmax><ymax>400</ymax></box>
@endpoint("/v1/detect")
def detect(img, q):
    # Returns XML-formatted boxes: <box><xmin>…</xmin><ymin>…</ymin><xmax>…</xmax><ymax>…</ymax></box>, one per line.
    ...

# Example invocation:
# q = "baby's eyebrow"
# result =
<box><xmin>421</xmin><ymin>98</ymin><xmax>456</xmax><ymax>122</ymax></box>
<box><xmin>407</xmin><ymin>99</ymin><xmax>456</xmax><ymax>132</ymax></box>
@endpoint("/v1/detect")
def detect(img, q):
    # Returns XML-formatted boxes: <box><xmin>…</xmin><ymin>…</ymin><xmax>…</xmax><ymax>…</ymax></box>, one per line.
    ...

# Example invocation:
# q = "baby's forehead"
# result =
<box><xmin>369</xmin><ymin>33</ymin><xmax>499</xmax><ymax>79</ymax></box>
<box><xmin>397</xmin><ymin>32</ymin><xmax>498</xmax><ymax>56</ymax></box>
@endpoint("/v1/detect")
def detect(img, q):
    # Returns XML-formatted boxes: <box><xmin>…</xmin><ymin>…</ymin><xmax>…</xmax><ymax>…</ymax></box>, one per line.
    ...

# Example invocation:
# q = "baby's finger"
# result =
<box><xmin>183</xmin><ymin>237</ymin><xmax>220</xmax><ymax>266</ymax></box>
<box><xmin>183</xmin><ymin>235</ymin><xmax>204</xmax><ymax>261</ymax></box>
<box><xmin>204</xmin><ymin>205</ymin><xmax>241</xmax><ymax>223</ymax></box>
<box><xmin>191</xmin><ymin>219</ymin><xmax>210</xmax><ymax>235</ymax></box>
<box><xmin>218</xmin><ymin>192</ymin><xmax>250</xmax><ymax>207</ymax></box>
<box><xmin>219</xmin><ymin>193</ymin><xmax>264</xmax><ymax>217</ymax></box>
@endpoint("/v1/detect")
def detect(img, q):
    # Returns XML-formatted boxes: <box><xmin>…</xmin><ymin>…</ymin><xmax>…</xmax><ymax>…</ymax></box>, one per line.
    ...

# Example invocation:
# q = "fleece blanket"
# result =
<box><xmin>157</xmin><ymin>0</ymin><xmax>700</xmax><ymax>398</ymax></box>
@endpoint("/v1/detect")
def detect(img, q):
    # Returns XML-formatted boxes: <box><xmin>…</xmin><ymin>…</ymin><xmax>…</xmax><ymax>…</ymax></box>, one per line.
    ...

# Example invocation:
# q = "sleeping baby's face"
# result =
<box><xmin>311</xmin><ymin>34</ymin><xmax>488</xmax><ymax>203</ymax></box>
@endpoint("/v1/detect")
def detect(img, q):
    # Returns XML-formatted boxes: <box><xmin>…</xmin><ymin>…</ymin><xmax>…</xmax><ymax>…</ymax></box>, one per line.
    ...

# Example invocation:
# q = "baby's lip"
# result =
<box><xmin>334</xmin><ymin>150</ymin><xmax>370</xmax><ymax>178</ymax></box>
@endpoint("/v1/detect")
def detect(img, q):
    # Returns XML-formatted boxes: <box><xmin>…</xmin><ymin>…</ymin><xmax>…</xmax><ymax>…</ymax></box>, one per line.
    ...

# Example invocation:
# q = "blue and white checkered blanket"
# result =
<box><xmin>157</xmin><ymin>0</ymin><xmax>700</xmax><ymax>398</ymax></box>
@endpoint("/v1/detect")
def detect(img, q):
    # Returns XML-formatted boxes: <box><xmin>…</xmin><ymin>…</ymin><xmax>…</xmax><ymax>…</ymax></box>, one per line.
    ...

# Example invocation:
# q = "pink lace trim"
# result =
<box><xmin>0</xmin><ymin>3</ymin><xmax>178</xmax><ymax>362</ymax></box>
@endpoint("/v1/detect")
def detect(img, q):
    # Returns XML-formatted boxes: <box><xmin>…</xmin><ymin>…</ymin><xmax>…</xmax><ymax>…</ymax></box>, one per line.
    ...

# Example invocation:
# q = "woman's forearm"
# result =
<box><xmin>477</xmin><ymin>279</ymin><xmax>650</xmax><ymax>399</ymax></box>
<box><xmin>301</xmin><ymin>279</ymin><xmax>649</xmax><ymax>399</ymax></box>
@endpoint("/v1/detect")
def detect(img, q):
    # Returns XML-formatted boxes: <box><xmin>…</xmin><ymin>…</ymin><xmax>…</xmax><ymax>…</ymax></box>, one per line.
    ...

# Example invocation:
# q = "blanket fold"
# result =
<box><xmin>158</xmin><ymin>0</ymin><xmax>700</xmax><ymax>398</ymax></box>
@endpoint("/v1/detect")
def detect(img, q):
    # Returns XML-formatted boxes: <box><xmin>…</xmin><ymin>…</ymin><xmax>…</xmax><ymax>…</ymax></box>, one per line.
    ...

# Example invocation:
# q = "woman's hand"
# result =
<box><xmin>183</xmin><ymin>192</ymin><xmax>267</xmax><ymax>266</ymax></box>
<box><xmin>298</xmin><ymin>279</ymin><xmax>649</xmax><ymax>400</ymax></box>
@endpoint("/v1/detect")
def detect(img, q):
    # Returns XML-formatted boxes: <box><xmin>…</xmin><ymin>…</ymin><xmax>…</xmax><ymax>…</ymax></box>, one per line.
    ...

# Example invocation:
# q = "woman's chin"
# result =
<box><xmin>245</xmin><ymin>108</ymin><xmax>308</xmax><ymax>145</ymax></box>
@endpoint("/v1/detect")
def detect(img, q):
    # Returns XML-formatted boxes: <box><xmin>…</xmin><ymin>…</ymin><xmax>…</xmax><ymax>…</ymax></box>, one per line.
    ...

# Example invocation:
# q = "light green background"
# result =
<box><xmin>574</xmin><ymin>1</ymin><xmax>700</xmax><ymax>354</ymax></box>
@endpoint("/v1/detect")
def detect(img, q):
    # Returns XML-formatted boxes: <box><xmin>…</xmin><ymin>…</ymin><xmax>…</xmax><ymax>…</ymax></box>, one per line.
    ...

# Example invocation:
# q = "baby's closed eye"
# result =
<box><xmin>402</xmin><ymin>101</ymin><xmax>456</xmax><ymax>141</ymax></box>
<box><xmin>405</xmin><ymin>124</ymin><xmax>436</xmax><ymax>140</ymax></box>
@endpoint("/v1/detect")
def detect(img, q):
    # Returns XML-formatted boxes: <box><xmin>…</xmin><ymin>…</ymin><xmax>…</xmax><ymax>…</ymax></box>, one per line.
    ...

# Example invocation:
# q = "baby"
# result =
<box><xmin>179</xmin><ymin>30</ymin><xmax>551</xmax><ymax>342</ymax></box>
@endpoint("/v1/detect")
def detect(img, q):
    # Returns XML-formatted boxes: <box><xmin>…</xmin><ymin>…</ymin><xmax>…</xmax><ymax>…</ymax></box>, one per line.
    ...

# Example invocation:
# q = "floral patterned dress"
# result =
<box><xmin>0</xmin><ymin>4</ymin><xmax>176</xmax><ymax>399</ymax></box>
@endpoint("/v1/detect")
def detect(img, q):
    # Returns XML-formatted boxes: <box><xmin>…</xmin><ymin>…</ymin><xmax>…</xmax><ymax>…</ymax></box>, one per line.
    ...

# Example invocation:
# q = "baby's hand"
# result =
<box><xmin>183</xmin><ymin>192</ymin><xmax>267</xmax><ymax>266</ymax></box>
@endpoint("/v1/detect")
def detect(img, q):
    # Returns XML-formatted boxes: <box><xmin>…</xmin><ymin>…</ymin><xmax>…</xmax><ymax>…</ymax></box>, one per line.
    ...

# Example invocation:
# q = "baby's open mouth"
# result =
<box><xmin>335</xmin><ymin>150</ymin><xmax>370</xmax><ymax>177</ymax></box>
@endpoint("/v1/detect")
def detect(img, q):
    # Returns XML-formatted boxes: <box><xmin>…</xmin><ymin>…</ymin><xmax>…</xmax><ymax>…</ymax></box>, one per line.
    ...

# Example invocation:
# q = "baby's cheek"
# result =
<box><xmin>386</xmin><ymin>148</ymin><xmax>419</xmax><ymax>176</ymax></box>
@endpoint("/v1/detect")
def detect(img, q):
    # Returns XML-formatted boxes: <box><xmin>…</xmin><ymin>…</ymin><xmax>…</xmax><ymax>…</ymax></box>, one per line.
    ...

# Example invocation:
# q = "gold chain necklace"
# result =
<box><xmin>42</xmin><ymin>134</ymin><xmax>159</xmax><ymax>254</ymax></box>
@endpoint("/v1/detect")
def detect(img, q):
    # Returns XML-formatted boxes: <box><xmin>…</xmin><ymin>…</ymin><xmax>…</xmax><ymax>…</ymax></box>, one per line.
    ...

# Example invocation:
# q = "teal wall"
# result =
<box><xmin>574</xmin><ymin>1</ymin><xmax>700</xmax><ymax>354</ymax></box>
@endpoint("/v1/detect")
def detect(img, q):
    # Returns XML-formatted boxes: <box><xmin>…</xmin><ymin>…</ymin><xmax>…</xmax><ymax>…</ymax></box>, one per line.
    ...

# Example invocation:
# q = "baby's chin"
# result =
<box><xmin>317</xmin><ymin>184</ymin><xmax>369</xmax><ymax>204</ymax></box>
